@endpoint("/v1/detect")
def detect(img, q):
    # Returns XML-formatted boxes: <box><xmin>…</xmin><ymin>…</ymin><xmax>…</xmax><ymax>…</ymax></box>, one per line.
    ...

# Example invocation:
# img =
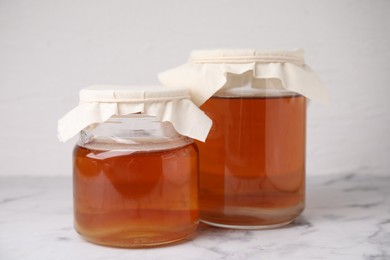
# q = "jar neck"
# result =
<box><xmin>78</xmin><ymin>114</ymin><xmax>192</xmax><ymax>151</ymax></box>
<box><xmin>214</xmin><ymin>71</ymin><xmax>298</xmax><ymax>98</ymax></box>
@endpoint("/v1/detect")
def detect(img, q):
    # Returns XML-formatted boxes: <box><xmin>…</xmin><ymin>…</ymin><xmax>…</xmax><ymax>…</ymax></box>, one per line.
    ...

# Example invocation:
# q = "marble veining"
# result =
<box><xmin>0</xmin><ymin>172</ymin><xmax>389</xmax><ymax>260</ymax></box>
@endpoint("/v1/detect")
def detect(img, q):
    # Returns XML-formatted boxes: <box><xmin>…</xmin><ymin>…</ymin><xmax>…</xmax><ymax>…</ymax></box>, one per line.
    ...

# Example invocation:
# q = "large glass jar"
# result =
<box><xmin>196</xmin><ymin>73</ymin><xmax>306</xmax><ymax>228</ymax></box>
<box><xmin>58</xmin><ymin>85</ymin><xmax>212</xmax><ymax>247</ymax></box>
<box><xmin>73</xmin><ymin>115</ymin><xmax>199</xmax><ymax>247</ymax></box>
<box><xmin>159</xmin><ymin>49</ymin><xmax>328</xmax><ymax>229</ymax></box>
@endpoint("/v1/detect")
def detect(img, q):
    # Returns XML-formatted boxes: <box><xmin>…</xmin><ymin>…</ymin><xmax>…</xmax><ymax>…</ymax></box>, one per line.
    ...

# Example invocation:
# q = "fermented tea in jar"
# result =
<box><xmin>57</xmin><ymin>85</ymin><xmax>212</xmax><ymax>247</ymax></box>
<box><xmin>159</xmin><ymin>49</ymin><xmax>329</xmax><ymax>229</ymax></box>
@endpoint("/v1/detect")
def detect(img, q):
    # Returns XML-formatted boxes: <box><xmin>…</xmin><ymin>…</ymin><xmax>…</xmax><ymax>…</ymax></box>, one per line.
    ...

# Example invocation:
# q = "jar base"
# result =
<box><xmin>201</xmin><ymin>219</ymin><xmax>295</xmax><ymax>230</ymax></box>
<box><xmin>77</xmin><ymin>227</ymin><xmax>198</xmax><ymax>248</ymax></box>
<box><xmin>200</xmin><ymin>202</ymin><xmax>304</xmax><ymax>229</ymax></box>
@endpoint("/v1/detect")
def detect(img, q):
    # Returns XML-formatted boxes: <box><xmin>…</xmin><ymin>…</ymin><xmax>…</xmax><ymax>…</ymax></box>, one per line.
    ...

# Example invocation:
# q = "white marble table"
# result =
<box><xmin>0</xmin><ymin>172</ymin><xmax>389</xmax><ymax>260</ymax></box>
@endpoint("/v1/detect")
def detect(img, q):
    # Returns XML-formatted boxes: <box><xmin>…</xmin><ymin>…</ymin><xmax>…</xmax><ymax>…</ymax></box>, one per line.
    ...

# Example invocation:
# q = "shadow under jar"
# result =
<box><xmin>196</xmin><ymin>73</ymin><xmax>306</xmax><ymax>229</ymax></box>
<box><xmin>73</xmin><ymin>115</ymin><xmax>199</xmax><ymax>247</ymax></box>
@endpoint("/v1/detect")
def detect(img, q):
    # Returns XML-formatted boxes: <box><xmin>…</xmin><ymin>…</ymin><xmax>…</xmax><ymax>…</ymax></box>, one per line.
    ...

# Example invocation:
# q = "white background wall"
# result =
<box><xmin>0</xmin><ymin>0</ymin><xmax>389</xmax><ymax>177</ymax></box>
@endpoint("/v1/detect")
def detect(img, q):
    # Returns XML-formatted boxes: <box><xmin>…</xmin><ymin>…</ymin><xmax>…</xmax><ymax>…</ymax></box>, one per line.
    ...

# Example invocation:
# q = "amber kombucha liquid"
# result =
<box><xmin>196</xmin><ymin>95</ymin><xmax>306</xmax><ymax>228</ymax></box>
<box><xmin>73</xmin><ymin>142</ymin><xmax>199</xmax><ymax>247</ymax></box>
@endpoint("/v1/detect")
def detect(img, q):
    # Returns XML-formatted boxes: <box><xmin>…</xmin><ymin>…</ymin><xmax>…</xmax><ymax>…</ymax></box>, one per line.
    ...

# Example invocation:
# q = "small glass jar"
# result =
<box><xmin>58</xmin><ymin>85</ymin><xmax>211</xmax><ymax>247</ymax></box>
<box><xmin>73</xmin><ymin>115</ymin><xmax>199</xmax><ymax>247</ymax></box>
<box><xmin>159</xmin><ymin>49</ymin><xmax>328</xmax><ymax>229</ymax></box>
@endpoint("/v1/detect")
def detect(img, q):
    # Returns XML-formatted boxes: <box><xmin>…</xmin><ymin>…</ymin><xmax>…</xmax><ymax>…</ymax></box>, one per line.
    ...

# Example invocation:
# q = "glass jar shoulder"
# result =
<box><xmin>76</xmin><ymin>115</ymin><xmax>195</xmax><ymax>153</ymax></box>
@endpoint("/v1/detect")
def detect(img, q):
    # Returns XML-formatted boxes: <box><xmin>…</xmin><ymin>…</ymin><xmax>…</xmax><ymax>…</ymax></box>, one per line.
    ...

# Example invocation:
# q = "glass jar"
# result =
<box><xmin>196</xmin><ymin>72</ymin><xmax>306</xmax><ymax>228</ymax></box>
<box><xmin>73</xmin><ymin>115</ymin><xmax>199</xmax><ymax>247</ymax></box>
<box><xmin>159</xmin><ymin>49</ymin><xmax>328</xmax><ymax>229</ymax></box>
<box><xmin>58</xmin><ymin>85</ymin><xmax>212</xmax><ymax>247</ymax></box>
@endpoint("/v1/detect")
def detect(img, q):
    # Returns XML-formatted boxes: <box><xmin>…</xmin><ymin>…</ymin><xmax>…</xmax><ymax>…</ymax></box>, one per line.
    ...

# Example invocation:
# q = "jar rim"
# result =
<box><xmin>190</xmin><ymin>49</ymin><xmax>304</xmax><ymax>64</ymax></box>
<box><xmin>79</xmin><ymin>85</ymin><xmax>190</xmax><ymax>103</ymax></box>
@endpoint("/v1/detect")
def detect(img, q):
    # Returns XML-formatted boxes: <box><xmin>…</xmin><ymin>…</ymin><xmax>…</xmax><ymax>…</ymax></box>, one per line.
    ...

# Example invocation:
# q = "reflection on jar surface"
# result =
<box><xmin>73</xmin><ymin>121</ymin><xmax>199</xmax><ymax>247</ymax></box>
<box><xmin>196</xmin><ymin>95</ymin><xmax>306</xmax><ymax>228</ymax></box>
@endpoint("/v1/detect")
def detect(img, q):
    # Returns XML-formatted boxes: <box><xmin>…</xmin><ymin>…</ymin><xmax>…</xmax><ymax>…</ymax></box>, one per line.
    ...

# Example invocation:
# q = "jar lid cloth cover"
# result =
<box><xmin>158</xmin><ymin>49</ymin><xmax>329</xmax><ymax>106</ymax></box>
<box><xmin>57</xmin><ymin>85</ymin><xmax>212</xmax><ymax>142</ymax></box>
